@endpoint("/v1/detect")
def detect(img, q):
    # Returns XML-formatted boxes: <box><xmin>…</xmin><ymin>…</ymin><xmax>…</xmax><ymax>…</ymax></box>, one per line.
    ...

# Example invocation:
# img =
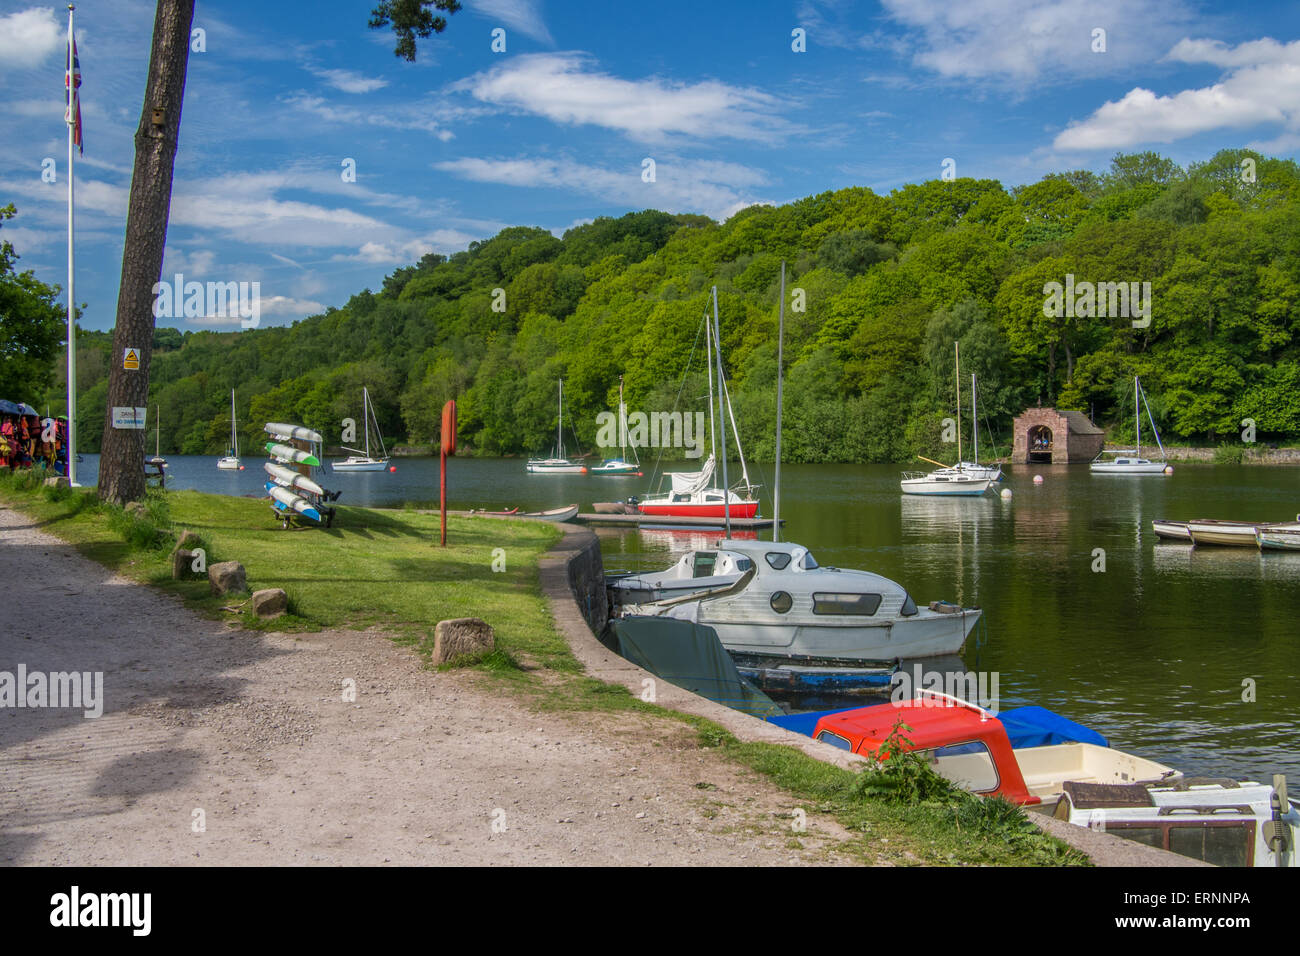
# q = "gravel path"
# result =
<box><xmin>0</xmin><ymin>502</ymin><xmax>864</xmax><ymax>866</ymax></box>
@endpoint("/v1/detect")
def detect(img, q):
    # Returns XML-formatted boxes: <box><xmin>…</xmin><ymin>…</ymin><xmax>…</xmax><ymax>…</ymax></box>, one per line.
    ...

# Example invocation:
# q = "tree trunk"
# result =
<box><xmin>97</xmin><ymin>0</ymin><xmax>194</xmax><ymax>505</ymax></box>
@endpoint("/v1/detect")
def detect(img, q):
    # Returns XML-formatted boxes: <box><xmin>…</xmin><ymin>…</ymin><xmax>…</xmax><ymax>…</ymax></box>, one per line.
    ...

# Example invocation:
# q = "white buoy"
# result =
<box><xmin>1000</xmin><ymin>488</ymin><xmax>1013</xmax><ymax>500</ymax></box>
<box><xmin>1164</xmin><ymin>465</ymin><xmax>1174</xmax><ymax>475</ymax></box>
<box><xmin>1033</xmin><ymin>474</ymin><xmax>1044</xmax><ymax>484</ymax></box>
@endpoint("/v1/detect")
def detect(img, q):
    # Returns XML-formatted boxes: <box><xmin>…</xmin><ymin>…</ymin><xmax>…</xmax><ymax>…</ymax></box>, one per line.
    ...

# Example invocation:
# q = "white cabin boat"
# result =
<box><xmin>618</xmin><ymin>539</ymin><xmax>980</xmax><ymax>664</ymax></box>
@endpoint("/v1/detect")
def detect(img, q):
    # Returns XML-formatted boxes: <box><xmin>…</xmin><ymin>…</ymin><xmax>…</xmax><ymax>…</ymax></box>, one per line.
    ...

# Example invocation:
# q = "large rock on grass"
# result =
<box><xmin>43</xmin><ymin>476</ymin><xmax>69</xmax><ymax>489</ymax></box>
<box><xmin>251</xmin><ymin>588</ymin><xmax>288</xmax><ymax>619</ymax></box>
<box><xmin>172</xmin><ymin>549</ymin><xmax>199</xmax><ymax>579</ymax></box>
<box><xmin>432</xmin><ymin>618</ymin><xmax>495</xmax><ymax>665</ymax></box>
<box><xmin>208</xmin><ymin>561</ymin><xmax>246</xmax><ymax>596</ymax></box>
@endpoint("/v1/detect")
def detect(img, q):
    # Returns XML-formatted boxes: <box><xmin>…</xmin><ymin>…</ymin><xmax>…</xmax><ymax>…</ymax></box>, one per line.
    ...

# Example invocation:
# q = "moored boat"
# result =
<box><xmin>217</xmin><ymin>389</ymin><xmax>241</xmax><ymax>470</ymax></box>
<box><xmin>332</xmin><ymin>387</ymin><xmax>389</xmax><ymax>472</ymax></box>
<box><xmin>900</xmin><ymin>468</ymin><xmax>992</xmax><ymax>496</ymax></box>
<box><xmin>1257</xmin><ymin>526</ymin><xmax>1300</xmax><ymax>551</ymax></box>
<box><xmin>1188</xmin><ymin>516</ymin><xmax>1300</xmax><ymax>548</ymax></box>
<box><xmin>1090</xmin><ymin>376</ymin><xmax>1169</xmax><ymax>475</ymax></box>
<box><xmin>1151</xmin><ymin>518</ymin><xmax>1191</xmax><ymax>541</ymax></box>
<box><xmin>809</xmin><ymin>692</ymin><xmax>1180</xmax><ymax>805</ymax></box>
<box><xmin>616</xmin><ymin>539</ymin><xmax>979</xmax><ymax>664</ymax></box>
<box><xmin>527</xmin><ymin>379</ymin><xmax>585</xmax><ymax>474</ymax></box>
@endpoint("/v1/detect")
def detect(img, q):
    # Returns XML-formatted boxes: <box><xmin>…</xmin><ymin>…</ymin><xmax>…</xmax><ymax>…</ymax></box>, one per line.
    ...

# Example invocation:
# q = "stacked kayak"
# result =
<box><xmin>263</xmin><ymin>423</ymin><xmax>336</xmax><ymax>525</ymax></box>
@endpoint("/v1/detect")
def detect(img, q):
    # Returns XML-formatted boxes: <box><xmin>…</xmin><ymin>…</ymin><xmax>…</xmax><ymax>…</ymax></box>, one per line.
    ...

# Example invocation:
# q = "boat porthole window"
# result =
<box><xmin>770</xmin><ymin>591</ymin><xmax>793</xmax><ymax>614</ymax></box>
<box><xmin>765</xmin><ymin>552</ymin><xmax>792</xmax><ymax>570</ymax></box>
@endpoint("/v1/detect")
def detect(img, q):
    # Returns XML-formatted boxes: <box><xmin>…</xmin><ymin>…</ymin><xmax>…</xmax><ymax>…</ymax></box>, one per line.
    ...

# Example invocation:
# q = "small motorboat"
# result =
<box><xmin>809</xmin><ymin>692</ymin><xmax>1180</xmax><ymax>806</ymax></box>
<box><xmin>616</xmin><ymin>539</ymin><xmax>979</xmax><ymax>663</ymax></box>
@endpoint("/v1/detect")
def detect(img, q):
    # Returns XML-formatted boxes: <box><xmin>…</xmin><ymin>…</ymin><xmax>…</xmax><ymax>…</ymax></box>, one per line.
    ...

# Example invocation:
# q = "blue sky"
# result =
<box><xmin>1</xmin><ymin>0</ymin><xmax>1298</xmax><ymax>333</ymax></box>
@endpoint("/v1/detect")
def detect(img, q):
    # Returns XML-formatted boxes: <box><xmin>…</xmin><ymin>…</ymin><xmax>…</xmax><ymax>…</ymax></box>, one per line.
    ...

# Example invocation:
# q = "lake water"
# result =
<box><xmin>70</xmin><ymin>453</ymin><xmax>1300</xmax><ymax>782</ymax></box>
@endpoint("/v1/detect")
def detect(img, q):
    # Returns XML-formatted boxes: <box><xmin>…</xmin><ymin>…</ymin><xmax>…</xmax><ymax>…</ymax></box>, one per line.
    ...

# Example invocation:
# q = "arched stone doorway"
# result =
<box><xmin>1027</xmin><ymin>425</ymin><xmax>1053</xmax><ymax>463</ymax></box>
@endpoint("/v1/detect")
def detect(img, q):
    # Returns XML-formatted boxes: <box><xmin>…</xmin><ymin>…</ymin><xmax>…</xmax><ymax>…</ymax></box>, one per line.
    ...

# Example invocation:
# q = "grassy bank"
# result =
<box><xmin>0</xmin><ymin>470</ymin><xmax>1082</xmax><ymax>866</ymax></box>
<box><xmin>0</xmin><ymin>470</ymin><xmax>565</xmax><ymax>667</ymax></box>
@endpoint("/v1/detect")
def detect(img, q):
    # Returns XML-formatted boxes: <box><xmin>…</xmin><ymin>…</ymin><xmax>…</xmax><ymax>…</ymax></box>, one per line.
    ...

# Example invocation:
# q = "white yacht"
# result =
<box><xmin>526</xmin><ymin>379</ymin><xmax>587</xmax><ymax>474</ymax></box>
<box><xmin>333</xmin><ymin>386</ymin><xmax>389</xmax><ymax>472</ymax></box>
<box><xmin>617</xmin><ymin>539</ymin><xmax>980</xmax><ymax>664</ymax></box>
<box><xmin>1091</xmin><ymin>376</ymin><xmax>1169</xmax><ymax>475</ymax></box>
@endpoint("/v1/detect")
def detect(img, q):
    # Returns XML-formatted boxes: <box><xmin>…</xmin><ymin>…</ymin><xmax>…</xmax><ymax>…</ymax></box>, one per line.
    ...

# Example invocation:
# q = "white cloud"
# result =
<box><xmin>262</xmin><ymin>294</ymin><xmax>325</xmax><ymax>316</ymax></box>
<box><xmin>1055</xmin><ymin>37</ymin><xmax>1300</xmax><ymax>150</ymax></box>
<box><xmin>434</xmin><ymin>155</ymin><xmax>770</xmax><ymax>220</ymax></box>
<box><xmin>464</xmin><ymin>0</ymin><xmax>554</xmax><ymax>45</ymax></box>
<box><xmin>311</xmin><ymin>68</ymin><xmax>389</xmax><ymax>94</ymax></box>
<box><xmin>0</xmin><ymin>7</ymin><xmax>64</xmax><ymax>69</ymax></box>
<box><xmin>284</xmin><ymin>92</ymin><xmax>458</xmax><ymax>138</ymax></box>
<box><xmin>850</xmin><ymin>0</ymin><xmax>1196</xmax><ymax>84</ymax></box>
<box><xmin>458</xmin><ymin>53</ymin><xmax>794</xmax><ymax>143</ymax></box>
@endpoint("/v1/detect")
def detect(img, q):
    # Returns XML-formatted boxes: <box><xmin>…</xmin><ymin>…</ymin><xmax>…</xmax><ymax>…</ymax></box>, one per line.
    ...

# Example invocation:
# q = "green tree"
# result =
<box><xmin>0</xmin><ymin>205</ymin><xmax>66</xmax><ymax>401</ymax></box>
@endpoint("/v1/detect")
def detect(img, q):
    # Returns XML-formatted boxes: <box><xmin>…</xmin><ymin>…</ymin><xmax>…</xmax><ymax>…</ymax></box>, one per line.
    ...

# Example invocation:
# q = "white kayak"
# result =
<box><xmin>266</xmin><ymin>482</ymin><xmax>322</xmax><ymax>522</ymax></box>
<box><xmin>264</xmin><ymin>461</ymin><xmax>325</xmax><ymax>497</ymax></box>
<box><xmin>265</xmin><ymin>422</ymin><xmax>324</xmax><ymax>444</ymax></box>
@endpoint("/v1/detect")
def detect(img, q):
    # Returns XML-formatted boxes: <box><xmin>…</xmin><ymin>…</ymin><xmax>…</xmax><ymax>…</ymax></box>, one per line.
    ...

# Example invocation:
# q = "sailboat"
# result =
<box><xmin>901</xmin><ymin>343</ymin><xmax>991</xmax><ymax>496</ymax></box>
<box><xmin>145</xmin><ymin>405</ymin><xmax>166</xmax><ymax>468</ymax></box>
<box><xmin>332</xmin><ymin>386</ymin><xmax>390</xmax><ymax>472</ymax></box>
<box><xmin>527</xmin><ymin>379</ymin><xmax>587</xmax><ymax>474</ymax></box>
<box><xmin>217</xmin><ymin>389</ymin><xmax>240</xmax><ymax>470</ymax></box>
<box><xmin>635</xmin><ymin>299</ymin><xmax>758</xmax><ymax>518</ymax></box>
<box><xmin>1090</xmin><ymin>376</ymin><xmax>1169</xmax><ymax>475</ymax></box>
<box><xmin>590</xmin><ymin>376</ymin><xmax>641</xmax><ymax>476</ymax></box>
<box><xmin>956</xmin><ymin>373</ymin><xmax>1002</xmax><ymax>481</ymax></box>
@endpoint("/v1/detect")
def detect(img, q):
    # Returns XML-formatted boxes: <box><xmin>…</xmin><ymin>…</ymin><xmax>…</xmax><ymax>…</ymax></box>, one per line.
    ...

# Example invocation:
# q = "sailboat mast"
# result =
<box><xmin>618</xmin><ymin>375</ymin><xmax>626</xmax><ymax>460</ymax></box>
<box><xmin>363</xmin><ymin>387</ymin><xmax>371</xmax><ymax>458</ymax></box>
<box><xmin>712</xmin><ymin>288</ymin><xmax>731</xmax><ymax>538</ymax></box>
<box><xmin>955</xmin><ymin>342</ymin><xmax>962</xmax><ymax>466</ymax></box>
<box><xmin>1135</xmin><ymin>376</ymin><xmax>1141</xmax><ymax>459</ymax></box>
<box><xmin>705</xmin><ymin>314</ymin><xmax>717</xmax><ymax>477</ymax></box>
<box><xmin>774</xmin><ymin>261</ymin><xmax>785</xmax><ymax>543</ymax></box>
<box><xmin>972</xmin><ymin>373</ymin><xmax>978</xmax><ymax>465</ymax></box>
<box><xmin>231</xmin><ymin>389</ymin><xmax>238</xmax><ymax>456</ymax></box>
<box><xmin>558</xmin><ymin>379</ymin><xmax>564</xmax><ymax>460</ymax></box>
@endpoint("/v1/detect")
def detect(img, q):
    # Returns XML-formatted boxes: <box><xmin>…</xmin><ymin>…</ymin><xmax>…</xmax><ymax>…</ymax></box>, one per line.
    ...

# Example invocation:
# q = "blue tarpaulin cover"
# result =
<box><xmin>767</xmin><ymin>704</ymin><xmax>1108</xmax><ymax>748</ymax></box>
<box><xmin>998</xmin><ymin>706</ymin><xmax>1108</xmax><ymax>748</ymax></box>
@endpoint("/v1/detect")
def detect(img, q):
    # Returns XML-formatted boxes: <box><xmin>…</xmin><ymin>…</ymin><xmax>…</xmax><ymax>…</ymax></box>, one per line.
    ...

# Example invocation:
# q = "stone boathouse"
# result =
<box><xmin>1011</xmin><ymin>407</ymin><xmax>1105</xmax><ymax>464</ymax></box>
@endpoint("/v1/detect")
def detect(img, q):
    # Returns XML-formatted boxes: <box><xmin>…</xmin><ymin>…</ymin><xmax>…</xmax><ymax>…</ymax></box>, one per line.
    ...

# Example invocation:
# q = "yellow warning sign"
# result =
<box><xmin>124</xmin><ymin>347</ymin><xmax>140</xmax><ymax>370</ymax></box>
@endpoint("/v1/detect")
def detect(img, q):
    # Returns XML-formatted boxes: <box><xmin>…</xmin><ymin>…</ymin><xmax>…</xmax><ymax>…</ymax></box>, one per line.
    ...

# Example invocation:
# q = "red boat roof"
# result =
<box><xmin>812</xmin><ymin>694</ymin><xmax>1038</xmax><ymax>805</ymax></box>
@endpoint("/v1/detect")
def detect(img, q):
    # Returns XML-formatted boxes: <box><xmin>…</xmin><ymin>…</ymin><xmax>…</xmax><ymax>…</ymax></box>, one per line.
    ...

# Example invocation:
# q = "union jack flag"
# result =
<box><xmin>65</xmin><ymin>37</ymin><xmax>82</xmax><ymax>154</ymax></box>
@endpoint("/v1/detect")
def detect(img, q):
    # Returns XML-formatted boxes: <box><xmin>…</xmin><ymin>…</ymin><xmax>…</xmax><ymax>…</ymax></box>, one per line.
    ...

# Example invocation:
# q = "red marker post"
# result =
<box><xmin>440</xmin><ymin>400</ymin><xmax>457</xmax><ymax>547</ymax></box>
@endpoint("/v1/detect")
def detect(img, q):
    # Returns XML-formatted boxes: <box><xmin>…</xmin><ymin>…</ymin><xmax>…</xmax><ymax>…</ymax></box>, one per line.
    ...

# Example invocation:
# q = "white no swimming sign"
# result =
<box><xmin>111</xmin><ymin>406</ymin><xmax>148</xmax><ymax>430</ymax></box>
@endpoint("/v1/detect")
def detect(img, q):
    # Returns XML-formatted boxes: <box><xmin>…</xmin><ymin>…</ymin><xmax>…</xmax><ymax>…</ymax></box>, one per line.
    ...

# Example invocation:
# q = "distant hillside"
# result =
<box><xmin>44</xmin><ymin>149</ymin><xmax>1300</xmax><ymax>462</ymax></box>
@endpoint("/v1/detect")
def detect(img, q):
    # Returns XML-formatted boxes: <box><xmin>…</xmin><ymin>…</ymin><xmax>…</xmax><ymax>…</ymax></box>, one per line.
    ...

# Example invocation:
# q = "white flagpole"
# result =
<box><xmin>65</xmin><ymin>3</ymin><xmax>78</xmax><ymax>486</ymax></box>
